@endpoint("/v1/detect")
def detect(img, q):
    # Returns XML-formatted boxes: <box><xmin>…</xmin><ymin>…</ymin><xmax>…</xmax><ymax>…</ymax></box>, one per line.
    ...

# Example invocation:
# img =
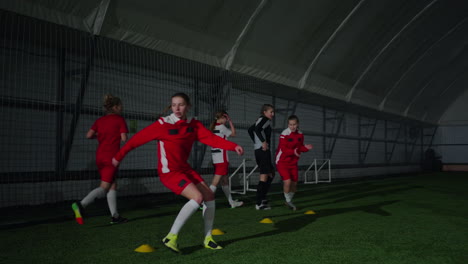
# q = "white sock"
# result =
<box><xmin>170</xmin><ymin>199</ymin><xmax>199</xmax><ymax>235</ymax></box>
<box><xmin>289</xmin><ymin>192</ymin><xmax>295</xmax><ymax>201</ymax></box>
<box><xmin>210</xmin><ymin>185</ymin><xmax>217</xmax><ymax>193</ymax></box>
<box><xmin>284</xmin><ymin>192</ymin><xmax>291</xmax><ymax>202</ymax></box>
<box><xmin>81</xmin><ymin>187</ymin><xmax>106</xmax><ymax>207</ymax></box>
<box><xmin>107</xmin><ymin>189</ymin><xmax>119</xmax><ymax>218</ymax></box>
<box><xmin>221</xmin><ymin>185</ymin><xmax>233</xmax><ymax>203</ymax></box>
<box><xmin>203</xmin><ymin>200</ymin><xmax>215</xmax><ymax>237</ymax></box>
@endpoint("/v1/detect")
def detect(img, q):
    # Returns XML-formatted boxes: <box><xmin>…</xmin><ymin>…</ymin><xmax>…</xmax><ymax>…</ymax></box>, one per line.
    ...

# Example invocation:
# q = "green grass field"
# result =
<box><xmin>1</xmin><ymin>172</ymin><xmax>467</xmax><ymax>264</ymax></box>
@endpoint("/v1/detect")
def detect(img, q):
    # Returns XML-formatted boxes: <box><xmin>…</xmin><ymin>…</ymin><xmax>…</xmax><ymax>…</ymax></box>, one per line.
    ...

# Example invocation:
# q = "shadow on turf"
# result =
<box><xmin>293</xmin><ymin>183</ymin><xmax>422</xmax><ymax>208</ymax></box>
<box><xmin>178</xmin><ymin>199</ymin><xmax>399</xmax><ymax>254</ymax></box>
<box><xmin>91</xmin><ymin>210</ymin><xmax>180</xmax><ymax>228</ymax></box>
<box><xmin>0</xmin><ymin>206</ymin><xmax>180</xmax><ymax>230</ymax></box>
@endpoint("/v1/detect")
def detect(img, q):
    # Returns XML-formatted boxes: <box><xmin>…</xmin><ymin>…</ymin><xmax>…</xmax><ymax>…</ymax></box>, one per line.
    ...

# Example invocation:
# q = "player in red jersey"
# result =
<box><xmin>208</xmin><ymin>111</ymin><xmax>243</xmax><ymax>208</ymax></box>
<box><xmin>275</xmin><ymin>115</ymin><xmax>312</xmax><ymax>211</ymax></box>
<box><xmin>72</xmin><ymin>94</ymin><xmax>129</xmax><ymax>225</ymax></box>
<box><xmin>112</xmin><ymin>93</ymin><xmax>243</xmax><ymax>253</ymax></box>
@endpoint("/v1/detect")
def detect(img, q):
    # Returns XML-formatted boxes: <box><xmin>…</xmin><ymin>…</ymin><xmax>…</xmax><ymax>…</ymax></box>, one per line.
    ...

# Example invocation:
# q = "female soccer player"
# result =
<box><xmin>112</xmin><ymin>93</ymin><xmax>243</xmax><ymax>253</ymax></box>
<box><xmin>209</xmin><ymin>111</ymin><xmax>243</xmax><ymax>208</ymax></box>
<box><xmin>72</xmin><ymin>94</ymin><xmax>128</xmax><ymax>225</ymax></box>
<box><xmin>248</xmin><ymin>104</ymin><xmax>275</xmax><ymax>210</ymax></box>
<box><xmin>275</xmin><ymin>115</ymin><xmax>312</xmax><ymax>211</ymax></box>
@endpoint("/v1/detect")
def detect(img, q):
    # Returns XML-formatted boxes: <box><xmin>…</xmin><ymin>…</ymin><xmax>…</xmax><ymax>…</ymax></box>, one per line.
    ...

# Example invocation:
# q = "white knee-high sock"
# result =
<box><xmin>210</xmin><ymin>185</ymin><xmax>217</xmax><ymax>193</ymax></box>
<box><xmin>221</xmin><ymin>185</ymin><xmax>233</xmax><ymax>203</ymax></box>
<box><xmin>202</xmin><ymin>200</ymin><xmax>215</xmax><ymax>237</ymax></box>
<box><xmin>169</xmin><ymin>199</ymin><xmax>199</xmax><ymax>235</ymax></box>
<box><xmin>81</xmin><ymin>187</ymin><xmax>106</xmax><ymax>208</ymax></box>
<box><xmin>289</xmin><ymin>192</ymin><xmax>295</xmax><ymax>201</ymax></box>
<box><xmin>107</xmin><ymin>189</ymin><xmax>119</xmax><ymax>218</ymax></box>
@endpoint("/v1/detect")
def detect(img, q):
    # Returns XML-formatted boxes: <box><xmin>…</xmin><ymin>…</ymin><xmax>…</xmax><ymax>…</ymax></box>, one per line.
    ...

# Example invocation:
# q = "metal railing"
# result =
<box><xmin>304</xmin><ymin>159</ymin><xmax>332</xmax><ymax>184</ymax></box>
<box><xmin>229</xmin><ymin>159</ymin><xmax>258</xmax><ymax>194</ymax></box>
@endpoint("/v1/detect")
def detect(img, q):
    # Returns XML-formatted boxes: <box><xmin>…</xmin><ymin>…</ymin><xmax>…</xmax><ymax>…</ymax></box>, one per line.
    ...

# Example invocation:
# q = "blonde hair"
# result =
<box><xmin>209</xmin><ymin>110</ymin><xmax>228</xmax><ymax>131</ymax></box>
<box><xmin>103</xmin><ymin>94</ymin><xmax>122</xmax><ymax>114</ymax></box>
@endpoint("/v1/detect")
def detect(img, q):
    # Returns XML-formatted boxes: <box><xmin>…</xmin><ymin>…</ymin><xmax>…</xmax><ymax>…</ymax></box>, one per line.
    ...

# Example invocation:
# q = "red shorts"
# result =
<box><xmin>276</xmin><ymin>164</ymin><xmax>299</xmax><ymax>182</ymax></box>
<box><xmin>159</xmin><ymin>169</ymin><xmax>204</xmax><ymax>195</ymax></box>
<box><xmin>213</xmin><ymin>162</ymin><xmax>229</xmax><ymax>176</ymax></box>
<box><xmin>97</xmin><ymin>157</ymin><xmax>118</xmax><ymax>183</ymax></box>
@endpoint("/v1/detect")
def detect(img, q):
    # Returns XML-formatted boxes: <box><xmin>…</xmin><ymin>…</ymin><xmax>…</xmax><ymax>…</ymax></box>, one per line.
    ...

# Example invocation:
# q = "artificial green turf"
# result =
<box><xmin>0</xmin><ymin>172</ymin><xmax>467</xmax><ymax>264</ymax></box>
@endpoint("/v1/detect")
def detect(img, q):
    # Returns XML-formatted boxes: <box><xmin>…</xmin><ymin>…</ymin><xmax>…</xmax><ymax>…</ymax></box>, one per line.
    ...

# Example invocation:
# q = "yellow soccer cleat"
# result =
<box><xmin>162</xmin><ymin>233</ymin><xmax>181</xmax><ymax>254</ymax></box>
<box><xmin>204</xmin><ymin>235</ymin><xmax>223</xmax><ymax>250</ymax></box>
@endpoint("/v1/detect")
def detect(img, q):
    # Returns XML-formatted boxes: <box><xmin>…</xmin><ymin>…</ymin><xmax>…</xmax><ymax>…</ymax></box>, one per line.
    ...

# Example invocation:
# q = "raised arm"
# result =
<box><xmin>226</xmin><ymin>114</ymin><xmax>236</xmax><ymax>137</ymax></box>
<box><xmin>113</xmin><ymin>120</ymin><xmax>164</xmax><ymax>164</ymax></box>
<box><xmin>195</xmin><ymin>121</ymin><xmax>239</xmax><ymax>152</ymax></box>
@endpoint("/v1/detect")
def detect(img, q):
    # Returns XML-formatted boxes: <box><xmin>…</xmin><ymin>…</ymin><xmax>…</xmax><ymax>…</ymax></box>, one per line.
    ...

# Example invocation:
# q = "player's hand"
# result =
<box><xmin>305</xmin><ymin>144</ymin><xmax>313</xmax><ymax>150</ymax></box>
<box><xmin>224</xmin><ymin>114</ymin><xmax>231</xmax><ymax>121</ymax></box>
<box><xmin>235</xmin><ymin>145</ymin><xmax>244</xmax><ymax>155</ymax></box>
<box><xmin>294</xmin><ymin>148</ymin><xmax>300</xmax><ymax>157</ymax></box>
<box><xmin>112</xmin><ymin>158</ymin><xmax>120</xmax><ymax>167</ymax></box>
<box><xmin>262</xmin><ymin>141</ymin><xmax>269</xmax><ymax>151</ymax></box>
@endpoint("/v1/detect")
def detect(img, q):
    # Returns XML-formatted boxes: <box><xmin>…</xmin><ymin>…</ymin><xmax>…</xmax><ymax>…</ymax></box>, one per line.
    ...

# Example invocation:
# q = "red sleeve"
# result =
<box><xmin>297</xmin><ymin>134</ymin><xmax>310</xmax><ymax>153</ymax></box>
<box><xmin>278</xmin><ymin>134</ymin><xmax>296</xmax><ymax>157</ymax></box>
<box><xmin>114</xmin><ymin>120</ymin><xmax>164</xmax><ymax>162</ymax></box>
<box><xmin>119</xmin><ymin>116</ymin><xmax>129</xmax><ymax>133</ymax></box>
<box><xmin>195</xmin><ymin>121</ymin><xmax>237</xmax><ymax>151</ymax></box>
<box><xmin>91</xmin><ymin>119</ymin><xmax>98</xmax><ymax>131</ymax></box>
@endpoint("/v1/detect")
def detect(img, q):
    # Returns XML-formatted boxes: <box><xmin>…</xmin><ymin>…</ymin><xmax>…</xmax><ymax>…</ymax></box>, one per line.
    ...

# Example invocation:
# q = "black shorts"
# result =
<box><xmin>254</xmin><ymin>148</ymin><xmax>274</xmax><ymax>174</ymax></box>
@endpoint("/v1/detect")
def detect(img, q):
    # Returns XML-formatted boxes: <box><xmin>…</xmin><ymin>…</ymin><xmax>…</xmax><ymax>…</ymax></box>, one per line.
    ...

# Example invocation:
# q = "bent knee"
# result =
<box><xmin>203</xmin><ymin>192</ymin><xmax>215</xmax><ymax>202</ymax></box>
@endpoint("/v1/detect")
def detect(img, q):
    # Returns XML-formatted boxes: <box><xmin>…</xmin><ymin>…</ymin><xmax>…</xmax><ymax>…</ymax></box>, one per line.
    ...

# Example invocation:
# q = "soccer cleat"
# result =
<box><xmin>255</xmin><ymin>204</ymin><xmax>271</xmax><ymax>210</ymax></box>
<box><xmin>204</xmin><ymin>236</ymin><xmax>223</xmax><ymax>250</ymax></box>
<box><xmin>71</xmin><ymin>202</ymin><xmax>84</xmax><ymax>225</ymax></box>
<box><xmin>162</xmin><ymin>233</ymin><xmax>181</xmax><ymax>253</ymax></box>
<box><xmin>285</xmin><ymin>201</ymin><xmax>297</xmax><ymax>211</ymax></box>
<box><xmin>230</xmin><ymin>200</ymin><xmax>244</xmax><ymax>208</ymax></box>
<box><xmin>110</xmin><ymin>216</ymin><xmax>128</xmax><ymax>224</ymax></box>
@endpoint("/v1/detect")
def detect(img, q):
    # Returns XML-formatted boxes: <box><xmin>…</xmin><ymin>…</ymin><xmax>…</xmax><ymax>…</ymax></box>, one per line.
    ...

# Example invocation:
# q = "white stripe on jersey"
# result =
<box><xmin>253</xmin><ymin>117</ymin><xmax>270</xmax><ymax>149</ymax></box>
<box><xmin>159</xmin><ymin>141</ymin><xmax>170</xmax><ymax>173</ymax></box>
<box><xmin>275</xmin><ymin>149</ymin><xmax>283</xmax><ymax>164</ymax></box>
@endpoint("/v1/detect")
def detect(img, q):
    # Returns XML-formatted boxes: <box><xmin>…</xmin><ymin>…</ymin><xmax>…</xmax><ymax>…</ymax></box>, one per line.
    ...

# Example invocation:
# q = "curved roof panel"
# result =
<box><xmin>2</xmin><ymin>0</ymin><xmax>468</xmax><ymax>124</ymax></box>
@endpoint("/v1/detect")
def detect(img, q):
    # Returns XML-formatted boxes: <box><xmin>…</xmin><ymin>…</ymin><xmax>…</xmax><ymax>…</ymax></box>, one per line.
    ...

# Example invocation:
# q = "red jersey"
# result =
<box><xmin>275</xmin><ymin>128</ymin><xmax>309</xmax><ymax>165</ymax></box>
<box><xmin>114</xmin><ymin>113</ymin><xmax>238</xmax><ymax>173</ymax></box>
<box><xmin>91</xmin><ymin>114</ymin><xmax>128</xmax><ymax>160</ymax></box>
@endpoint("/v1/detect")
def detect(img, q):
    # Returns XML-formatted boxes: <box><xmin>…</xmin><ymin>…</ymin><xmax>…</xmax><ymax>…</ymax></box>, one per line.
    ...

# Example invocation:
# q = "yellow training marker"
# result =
<box><xmin>134</xmin><ymin>244</ymin><xmax>156</xmax><ymax>253</ymax></box>
<box><xmin>304</xmin><ymin>210</ymin><xmax>316</xmax><ymax>215</ymax></box>
<box><xmin>212</xmin><ymin>228</ymin><xmax>225</xmax><ymax>235</ymax></box>
<box><xmin>259</xmin><ymin>218</ymin><xmax>274</xmax><ymax>224</ymax></box>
